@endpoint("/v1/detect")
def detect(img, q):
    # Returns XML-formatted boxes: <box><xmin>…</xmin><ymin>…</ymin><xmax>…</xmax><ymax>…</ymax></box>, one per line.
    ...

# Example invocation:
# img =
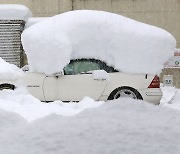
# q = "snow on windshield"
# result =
<box><xmin>0</xmin><ymin>57</ymin><xmax>23</xmax><ymax>80</ymax></box>
<box><xmin>0</xmin><ymin>4</ymin><xmax>32</xmax><ymax>21</ymax></box>
<box><xmin>22</xmin><ymin>10</ymin><xmax>176</xmax><ymax>75</ymax></box>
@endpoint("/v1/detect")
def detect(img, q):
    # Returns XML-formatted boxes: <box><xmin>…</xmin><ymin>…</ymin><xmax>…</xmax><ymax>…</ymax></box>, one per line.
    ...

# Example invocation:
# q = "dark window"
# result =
<box><xmin>64</xmin><ymin>59</ymin><xmax>117</xmax><ymax>75</ymax></box>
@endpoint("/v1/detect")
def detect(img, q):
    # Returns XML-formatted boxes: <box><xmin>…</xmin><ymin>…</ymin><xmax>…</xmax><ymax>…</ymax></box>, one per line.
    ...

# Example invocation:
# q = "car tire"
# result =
<box><xmin>107</xmin><ymin>86</ymin><xmax>143</xmax><ymax>100</ymax></box>
<box><xmin>0</xmin><ymin>84</ymin><xmax>15</xmax><ymax>90</ymax></box>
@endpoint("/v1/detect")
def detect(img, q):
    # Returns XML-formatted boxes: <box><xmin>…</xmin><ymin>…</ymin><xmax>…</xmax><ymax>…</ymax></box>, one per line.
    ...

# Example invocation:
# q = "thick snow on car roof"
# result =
<box><xmin>22</xmin><ymin>10</ymin><xmax>176</xmax><ymax>75</ymax></box>
<box><xmin>0</xmin><ymin>4</ymin><xmax>32</xmax><ymax>21</ymax></box>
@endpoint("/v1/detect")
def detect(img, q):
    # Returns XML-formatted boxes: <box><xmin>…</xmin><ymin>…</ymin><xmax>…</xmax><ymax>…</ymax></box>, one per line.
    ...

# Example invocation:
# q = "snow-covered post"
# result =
<box><xmin>0</xmin><ymin>4</ymin><xmax>32</xmax><ymax>67</ymax></box>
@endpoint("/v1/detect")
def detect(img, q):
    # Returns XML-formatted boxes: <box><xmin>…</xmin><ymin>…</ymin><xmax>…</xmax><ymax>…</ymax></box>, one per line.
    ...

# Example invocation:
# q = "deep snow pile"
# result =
<box><xmin>0</xmin><ymin>87</ymin><xmax>104</xmax><ymax>122</ymax></box>
<box><xmin>0</xmin><ymin>4</ymin><xmax>32</xmax><ymax>21</ymax></box>
<box><xmin>1</xmin><ymin>96</ymin><xmax>180</xmax><ymax>154</ymax></box>
<box><xmin>0</xmin><ymin>57</ymin><xmax>23</xmax><ymax>80</ymax></box>
<box><xmin>0</xmin><ymin>79</ymin><xmax>179</xmax><ymax>153</ymax></box>
<box><xmin>22</xmin><ymin>10</ymin><xmax>176</xmax><ymax>75</ymax></box>
<box><xmin>160</xmin><ymin>87</ymin><xmax>180</xmax><ymax>110</ymax></box>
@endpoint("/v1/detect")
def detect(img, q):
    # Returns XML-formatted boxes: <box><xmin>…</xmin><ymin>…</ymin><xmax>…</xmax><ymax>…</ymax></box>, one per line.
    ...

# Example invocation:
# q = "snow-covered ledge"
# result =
<box><xmin>0</xmin><ymin>4</ymin><xmax>32</xmax><ymax>22</ymax></box>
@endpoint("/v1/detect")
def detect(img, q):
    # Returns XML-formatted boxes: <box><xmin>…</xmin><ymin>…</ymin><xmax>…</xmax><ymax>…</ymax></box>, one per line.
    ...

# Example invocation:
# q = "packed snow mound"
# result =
<box><xmin>0</xmin><ymin>87</ymin><xmax>104</xmax><ymax>122</ymax></box>
<box><xmin>0</xmin><ymin>57</ymin><xmax>23</xmax><ymax>80</ymax></box>
<box><xmin>160</xmin><ymin>87</ymin><xmax>180</xmax><ymax>110</ymax></box>
<box><xmin>0</xmin><ymin>4</ymin><xmax>32</xmax><ymax>21</ymax></box>
<box><xmin>2</xmin><ymin>98</ymin><xmax>180</xmax><ymax>153</ymax></box>
<box><xmin>22</xmin><ymin>10</ymin><xmax>176</xmax><ymax>75</ymax></box>
<box><xmin>160</xmin><ymin>86</ymin><xmax>176</xmax><ymax>105</ymax></box>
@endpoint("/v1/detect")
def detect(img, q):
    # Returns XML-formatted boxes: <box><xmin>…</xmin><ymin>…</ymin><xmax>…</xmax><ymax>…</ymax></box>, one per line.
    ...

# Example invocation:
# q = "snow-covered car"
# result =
<box><xmin>0</xmin><ymin>58</ymin><xmax>161</xmax><ymax>104</ymax></box>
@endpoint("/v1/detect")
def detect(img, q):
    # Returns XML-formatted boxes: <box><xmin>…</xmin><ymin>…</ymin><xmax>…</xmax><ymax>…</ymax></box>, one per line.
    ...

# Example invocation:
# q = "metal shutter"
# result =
<box><xmin>0</xmin><ymin>20</ymin><xmax>25</xmax><ymax>67</ymax></box>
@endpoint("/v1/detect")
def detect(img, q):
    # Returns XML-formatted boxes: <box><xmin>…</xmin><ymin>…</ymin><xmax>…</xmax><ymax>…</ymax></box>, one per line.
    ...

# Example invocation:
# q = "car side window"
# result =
<box><xmin>64</xmin><ymin>59</ymin><xmax>117</xmax><ymax>75</ymax></box>
<box><xmin>64</xmin><ymin>60</ymin><xmax>100</xmax><ymax>75</ymax></box>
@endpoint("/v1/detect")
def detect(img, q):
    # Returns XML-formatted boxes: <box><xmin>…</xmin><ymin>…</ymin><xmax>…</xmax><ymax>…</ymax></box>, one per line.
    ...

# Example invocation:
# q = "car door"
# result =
<box><xmin>21</xmin><ymin>72</ymin><xmax>46</xmax><ymax>101</ymax></box>
<box><xmin>43</xmin><ymin>59</ymin><xmax>108</xmax><ymax>101</ymax></box>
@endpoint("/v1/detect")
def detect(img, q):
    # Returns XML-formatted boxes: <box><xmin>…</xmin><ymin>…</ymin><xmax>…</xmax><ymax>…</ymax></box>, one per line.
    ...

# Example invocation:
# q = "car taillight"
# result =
<box><xmin>148</xmin><ymin>75</ymin><xmax>160</xmax><ymax>88</ymax></box>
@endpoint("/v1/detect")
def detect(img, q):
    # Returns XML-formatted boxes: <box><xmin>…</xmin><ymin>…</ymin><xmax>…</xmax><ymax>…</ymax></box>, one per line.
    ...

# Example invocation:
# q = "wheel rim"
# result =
<box><xmin>114</xmin><ymin>89</ymin><xmax>137</xmax><ymax>99</ymax></box>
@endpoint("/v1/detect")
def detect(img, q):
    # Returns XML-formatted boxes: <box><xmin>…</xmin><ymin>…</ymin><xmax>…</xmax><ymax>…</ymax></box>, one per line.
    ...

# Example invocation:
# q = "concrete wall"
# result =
<box><xmin>0</xmin><ymin>0</ymin><xmax>72</xmax><ymax>16</ymax></box>
<box><xmin>73</xmin><ymin>0</ymin><xmax>180</xmax><ymax>48</ymax></box>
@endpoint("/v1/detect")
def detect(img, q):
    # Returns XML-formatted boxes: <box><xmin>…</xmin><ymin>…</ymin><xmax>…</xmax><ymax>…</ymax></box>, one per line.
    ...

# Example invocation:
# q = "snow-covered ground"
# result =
<box><xmin>0</xmin><ymin>87</ymin><xmax>180</xmax><ymax>154</ymax></box>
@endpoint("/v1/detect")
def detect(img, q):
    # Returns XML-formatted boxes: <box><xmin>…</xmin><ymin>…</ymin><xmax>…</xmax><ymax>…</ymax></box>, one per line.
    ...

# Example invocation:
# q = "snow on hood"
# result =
<box><xmin>0</xmin><ymin>4</ymin><xmax>32</xmax><ymax>21</ymax></box>
<box><xmin>0</xmin><ymin>57</ymin><xmax>23</xmax><ymax>80</ymax></box>
<box><xmin>22</xmin><ymin>10</ymin><xmax>176</xmax><ymax>75</ymax></box>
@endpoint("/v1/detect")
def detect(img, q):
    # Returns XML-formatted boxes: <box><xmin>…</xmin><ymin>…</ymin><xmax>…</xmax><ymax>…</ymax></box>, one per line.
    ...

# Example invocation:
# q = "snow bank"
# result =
<box><xmin>0</xmin><ymin>87</ymin><xmax>104</xmax><ymax>122</ymax></box>
<box><xmin>160</xmin><ymin>86</ymin><xmax>176</xmax><ymax>105</ymax></box>
<box><xmin>160</xmin><ymin>87</ymin><xmax>180</xmax><ymax>110</ymax></box>
<box><xmin>0</xmin><ymin>4</ymin><xmax>32</xmax><ymax>21</ymax></box>
<box><xmin>1</xmin><ymin>84</ymin><xmax>180</xmax><ymax>153</ymax></box>
<box><xmin>22</xmin><ymin>10</ymin><xmax>176</xmax><ymax>75</ymax></box>
<box><xmin>0</xmin><ymin>57</ymin><xmax>23</xmax><ymax>80</ymax></box>
<box><xmin>1</xmin><ymin>98</ymin><xmax>180</xmax><ymax>154</ymax></box>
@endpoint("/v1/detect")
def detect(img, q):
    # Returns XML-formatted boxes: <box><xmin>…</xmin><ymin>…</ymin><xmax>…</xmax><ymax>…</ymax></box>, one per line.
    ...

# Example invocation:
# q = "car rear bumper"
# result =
<box><xmin>139</xmin><ymin>88</ymin><xmax>162</xmax><ymax>105</ymax></box>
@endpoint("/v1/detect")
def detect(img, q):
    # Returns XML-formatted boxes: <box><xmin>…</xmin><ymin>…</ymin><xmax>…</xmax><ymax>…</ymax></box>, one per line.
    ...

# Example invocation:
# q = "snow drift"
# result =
<box><xmin>22</xmin><ymin>10</ymin><xmax>176</xmax><ymax>75</ymax></box>
<box><xmin>0</xmin><ymin>4</ymin><xmax>32</xmax><ymax>21</ymax></box>
<box><xmin>0</xmin><ymin>57</ymin><xmax>23</xmax><ymax>80</ymax></box>
<box><xmin>1</xmin><ymin>96</ymin><xmax>180</xmax><ymax>154</ymax></box>
<box><xmin>0</xmin><ymin>87</ymin><xmax>104</xmax><ymax>122</ymax></box>
<box><xmin>160</xmin><ymin>87</ymin><xmax>180</xmax><ymax>110</ymax></box>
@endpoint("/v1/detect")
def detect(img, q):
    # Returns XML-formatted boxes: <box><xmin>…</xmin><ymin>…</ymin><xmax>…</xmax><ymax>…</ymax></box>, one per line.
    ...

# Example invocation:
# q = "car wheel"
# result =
<box><xmin>0</xmin><ymin>84</ymin><xmax>15</xmax><ymax>90</ymax></box>
<box><xmin>108</xmin><ymin>86</ymin><xmax>143</xmax><ymax>100</ymax></box>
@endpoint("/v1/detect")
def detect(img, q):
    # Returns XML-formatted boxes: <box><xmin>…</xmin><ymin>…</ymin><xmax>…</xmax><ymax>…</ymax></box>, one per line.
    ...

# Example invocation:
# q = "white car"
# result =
<box><xmin>0</xmin><ymin>59</ymin><xmax>162</xmax><ymax>104</ymax></box>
